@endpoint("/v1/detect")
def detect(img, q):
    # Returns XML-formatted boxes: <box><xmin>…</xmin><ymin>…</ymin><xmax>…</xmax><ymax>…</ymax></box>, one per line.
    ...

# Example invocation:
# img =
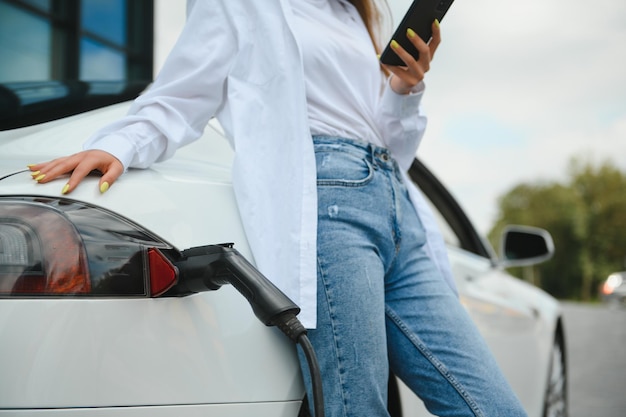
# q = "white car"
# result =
<box><xmin>0</xmin><ymin>2</ymin><xmax>566</xmax><ymax>417</ymax></box>
<box><xmin>1</xmin><ymin>100</ymin><xmax>566</xmax><ymax>417</ymax></box>
<box><xmin>600</xmin><ymin>271</ymin><xmax>626</xmax><ymax>308</ymax></box>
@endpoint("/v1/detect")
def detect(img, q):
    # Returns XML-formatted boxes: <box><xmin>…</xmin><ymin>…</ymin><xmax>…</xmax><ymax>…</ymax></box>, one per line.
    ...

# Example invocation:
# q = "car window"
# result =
<box><xmin>421</xmin><ymin>193</ymin><xmax>462</xmax><ymax>249</ymax></box>
<box><xmin>409</xmin><ymin>159</ymin><xmax>493</xmax><ymax>259</ymax></box>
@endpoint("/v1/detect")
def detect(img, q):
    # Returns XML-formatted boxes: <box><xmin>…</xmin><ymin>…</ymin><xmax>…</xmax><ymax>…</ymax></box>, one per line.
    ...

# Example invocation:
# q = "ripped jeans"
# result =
<box><xmin>298</xmin><ymin>136</ymin><xmax>527</xmax><ymax>417</ymax></box>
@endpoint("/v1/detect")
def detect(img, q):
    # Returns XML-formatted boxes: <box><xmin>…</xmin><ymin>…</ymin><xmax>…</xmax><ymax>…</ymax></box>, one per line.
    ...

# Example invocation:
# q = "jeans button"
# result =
<box><xmin>381</xmin><ymin>153</ymin><xmax>389</xmax><ymax>162</ymax></box>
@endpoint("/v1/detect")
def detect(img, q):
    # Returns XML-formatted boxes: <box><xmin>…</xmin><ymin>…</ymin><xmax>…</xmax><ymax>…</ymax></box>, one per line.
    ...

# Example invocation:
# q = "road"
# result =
<box><xmin>562</xmin><ymin>302</ymin><xmax>626</xmax><ymax>417</ymax></box>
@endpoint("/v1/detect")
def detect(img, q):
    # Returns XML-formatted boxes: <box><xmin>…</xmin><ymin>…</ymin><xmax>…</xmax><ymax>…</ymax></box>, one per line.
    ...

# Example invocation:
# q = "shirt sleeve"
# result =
<box><xmin>83</xmin><ymin>0</ymin><xmax>238</xmax><ymax>170</ymax></box>
<box><xmin>375</xmin><ymin>78</ymin><xmax>428</xmax><ymax>172</ymax></box>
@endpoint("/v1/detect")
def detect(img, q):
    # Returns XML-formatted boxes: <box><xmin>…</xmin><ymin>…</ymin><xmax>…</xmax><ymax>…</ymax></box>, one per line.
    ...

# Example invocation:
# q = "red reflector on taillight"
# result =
<box><xmin>148</xmin><ymin>248</ymin><xmax>178</xmax><ymax>297</ymax></box>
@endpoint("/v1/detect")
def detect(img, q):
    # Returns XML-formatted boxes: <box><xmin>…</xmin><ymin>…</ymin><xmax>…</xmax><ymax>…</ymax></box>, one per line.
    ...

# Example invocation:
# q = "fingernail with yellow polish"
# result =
<box><xmin>434</xmin><ymin>19</ymin><xmax>440</xmax><ymax>27</ymax></box>
<box><xmin>62</xmin><ymin>183</ymin><xmax>70</xmax><ymax>194</ymax></box>
<box><xmin>100</xmin><ymin>182</ymin><xmax>109</xmax><ymax>193</ymax></box>
<box><xmin>407</xmin><ymin>28</ymin><xmax>416</xmax><ymax>38</ymax></box>
<box><xmin>30</xmin><ymin>171</ymin><xmax>40</xmax><ymax>177</ymax></box>
<box><xmin>27</xmin><ymin>164</ymin><xmax>36</xmax><ymax>168</ymax></box>
<box><xmin>35</xmin><ymin>174</ymin><xmax>46</xmax><ymax>182</ymax></box>
<box><xmin>391</xmin><ymin>40</ymin><xmax>400</xmax><ymax>49</ymax></box>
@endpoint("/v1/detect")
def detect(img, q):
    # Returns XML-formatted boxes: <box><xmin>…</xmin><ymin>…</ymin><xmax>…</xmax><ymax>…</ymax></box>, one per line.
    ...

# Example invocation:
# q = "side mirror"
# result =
<box><xmin>499</xmin><ymin>225</ymin><xmax>555</xmax><ymax>268</ymax></box>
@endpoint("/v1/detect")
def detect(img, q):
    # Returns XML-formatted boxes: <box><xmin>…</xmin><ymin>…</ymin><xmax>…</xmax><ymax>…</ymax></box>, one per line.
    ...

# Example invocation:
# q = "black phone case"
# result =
<box><xmin>380</xmin><ymin>0</ymin><xmax>454</xmax><ymax>66</ymax></box>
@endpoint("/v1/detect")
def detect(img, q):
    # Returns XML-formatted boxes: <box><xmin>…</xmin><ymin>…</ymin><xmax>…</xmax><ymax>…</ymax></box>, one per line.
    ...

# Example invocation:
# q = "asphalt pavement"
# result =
<box><xmin>562</xmin><ymin>302</ymin><xmax>626</xmax><ymax>417</ymax></box>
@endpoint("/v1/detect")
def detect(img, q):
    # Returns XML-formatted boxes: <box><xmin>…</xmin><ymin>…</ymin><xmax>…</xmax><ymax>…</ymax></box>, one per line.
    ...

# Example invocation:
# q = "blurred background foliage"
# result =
<box><xmin>488</xmin><ymin>157</ymin><xmax>626</xmax><ymax>301</ymax></box>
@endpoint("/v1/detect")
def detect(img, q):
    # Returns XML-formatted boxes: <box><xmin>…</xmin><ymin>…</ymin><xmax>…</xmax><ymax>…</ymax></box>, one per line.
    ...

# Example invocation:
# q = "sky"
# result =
<box><xmin>155</xmin><ymin>0</ymin><xmax>626</xmax><ymax>234</ymax></box>
<box><xmin>407</xmin><ymin>0</ymin><xmax>626</xmax><ymax>233</ymax></box>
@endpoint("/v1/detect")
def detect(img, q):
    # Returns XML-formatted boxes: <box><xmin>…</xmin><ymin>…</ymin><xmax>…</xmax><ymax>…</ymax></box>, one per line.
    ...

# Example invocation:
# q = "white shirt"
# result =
<box><xmin>84</xmin><ymin>0</ymin><xmax>455</xmax><ymax>328</ymax></box>
<box><xmin>292</xmin><ymin>0</ymin><xmax>426</xmax><ymax>149</ymax></box>
<box><xmin>292</xmin><ymin>0</ymin><xmax>387</xmax><ymax>144</ymax></box>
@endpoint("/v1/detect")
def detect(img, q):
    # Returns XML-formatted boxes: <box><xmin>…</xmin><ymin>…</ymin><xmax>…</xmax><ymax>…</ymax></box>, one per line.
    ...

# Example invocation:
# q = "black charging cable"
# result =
<box><xmin>273</xmin><ymin>313</ymin><xmax>324</xmax><ymax>417</ymax></box>
<box><xmin>296</xmin><ymin>332</ymin><xmax>325</xmax><ymax>417</ymax></box>
<box><xmin>173</xmin><ymin>243</ymin><xmax>325</xmax><ymax>417</ymax></box>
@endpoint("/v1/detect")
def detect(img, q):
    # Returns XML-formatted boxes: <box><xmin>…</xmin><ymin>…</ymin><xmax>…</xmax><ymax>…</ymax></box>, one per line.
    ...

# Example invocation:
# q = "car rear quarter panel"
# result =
<box><xmin>0</xmin><ymin>105</ymin><xmax>305</xmax><ymax>409</ymax></box>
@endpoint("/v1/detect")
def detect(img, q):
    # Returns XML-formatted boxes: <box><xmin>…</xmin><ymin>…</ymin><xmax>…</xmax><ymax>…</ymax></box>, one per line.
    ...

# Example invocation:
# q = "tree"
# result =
<box><xmin>489</xmin><ymin>157</ymin><xmax>626</xmax><ymax>301</ymax></box>
<box><xmin>489</xmin><ymin>182</ymin><xmax>584</xmax><ymax>299</ymax></box>
<box><xmin>569</xmin><ymin>159</ymin><xmax>626</xmax><ymax>299</ymax></box>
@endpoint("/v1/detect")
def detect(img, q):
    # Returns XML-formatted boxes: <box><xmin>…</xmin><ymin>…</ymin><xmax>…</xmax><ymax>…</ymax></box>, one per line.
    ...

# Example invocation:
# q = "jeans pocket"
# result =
<box><xmin>315</xmin><ymin>148</ymin><xmax>374</xmax><ymax>187</ymax></box>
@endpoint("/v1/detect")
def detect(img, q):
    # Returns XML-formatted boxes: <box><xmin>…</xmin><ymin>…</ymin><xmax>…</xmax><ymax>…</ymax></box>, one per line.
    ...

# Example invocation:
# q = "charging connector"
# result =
<box><xmin>173</xmin><ymin>243</ymin><xmax>300</xmax><ymax>325</ymax></box>
<box><xmin>173</xmin><ymin>243</ymin><xmax>324</xmax><ymax>417</ymax></box>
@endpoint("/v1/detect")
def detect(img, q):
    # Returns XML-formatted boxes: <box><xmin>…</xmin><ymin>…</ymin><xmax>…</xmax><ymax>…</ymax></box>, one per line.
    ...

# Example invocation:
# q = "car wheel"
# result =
<box><xmin>543</xmin><ymin>330</ymin><xmax>568</xmax><ymax>417</ymax></box>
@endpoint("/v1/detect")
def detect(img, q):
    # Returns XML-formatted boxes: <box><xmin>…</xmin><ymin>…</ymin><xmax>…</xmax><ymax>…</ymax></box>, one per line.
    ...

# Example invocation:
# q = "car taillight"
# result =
<box><xmin>0</xmin><ymin>197</ymin><xmax>179</xmax><ymax>297</ymax></box>
<box><xmin>602</xmin><ymin>273</ymin><xmax>624</xmax><ymax>295</ymax></box>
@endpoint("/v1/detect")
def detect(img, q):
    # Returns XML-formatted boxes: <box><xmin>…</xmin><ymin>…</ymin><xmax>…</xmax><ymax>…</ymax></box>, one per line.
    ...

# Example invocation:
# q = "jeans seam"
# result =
<box><xmin>385</xmin><ymin>305</ymin><xmax>486</xmax><ymax>417</ymax></box>
<box><xmin>388</xmin><ymin>170</ymin><xmax>402</xmax><ymax>255</ymax></box>
<box><xmin>317</xmin><ymin>256</ymin><xmax>351</xmax><ymax>417</ymax></box>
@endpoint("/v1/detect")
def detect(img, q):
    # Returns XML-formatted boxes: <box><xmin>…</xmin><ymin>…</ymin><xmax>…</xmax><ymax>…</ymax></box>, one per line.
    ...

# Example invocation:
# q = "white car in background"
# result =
<box><xmin>600</xmin><ymin>271</ymin><xmax>626</xmax><ymax>308</ymax></box>
<box><xmin>0</xmin><ymin>1</ymin><xmax>567</xmax><ymax>416</ymax></box>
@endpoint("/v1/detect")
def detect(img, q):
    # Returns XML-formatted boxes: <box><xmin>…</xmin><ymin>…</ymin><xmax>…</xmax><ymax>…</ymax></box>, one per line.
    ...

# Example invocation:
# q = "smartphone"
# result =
<box><xmin>380</xmin><ymin>0</ymin><xmax>455</xmax><ymax>66</ymax></box>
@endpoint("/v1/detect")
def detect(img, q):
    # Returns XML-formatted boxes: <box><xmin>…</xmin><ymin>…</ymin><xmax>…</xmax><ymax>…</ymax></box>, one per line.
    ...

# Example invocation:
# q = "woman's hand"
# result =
<box><xmin>382</xmin><ymin>20</ymin><xmax>441</xmax><ymax>95</ymax></box>
<box><xmin>28</xmin><ymin>150</ymin><xmax>124</xmax><ymax>194</ymax></box>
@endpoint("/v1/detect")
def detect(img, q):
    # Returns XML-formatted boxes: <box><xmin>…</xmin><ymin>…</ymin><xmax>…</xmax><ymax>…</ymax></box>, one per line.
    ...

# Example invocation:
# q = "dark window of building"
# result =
<box><xmin>0</xmin><ymin>0</ymin><xmax>154</xmax><ymax>130</ymax></box>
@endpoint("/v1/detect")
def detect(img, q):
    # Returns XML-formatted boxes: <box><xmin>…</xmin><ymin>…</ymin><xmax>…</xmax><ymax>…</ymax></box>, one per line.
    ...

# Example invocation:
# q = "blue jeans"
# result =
<box><xmin>298</xmin><ymin>136</ymin><xmax>527</xmax><ymax>417</ymax></box>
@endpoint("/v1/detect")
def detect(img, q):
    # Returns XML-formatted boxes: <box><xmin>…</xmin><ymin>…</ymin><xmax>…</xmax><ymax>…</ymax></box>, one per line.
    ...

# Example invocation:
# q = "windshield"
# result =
<box><xmin>0</xmin><ymin>0</ymin><xmax>154</xmax><ymax>130</ymax></box>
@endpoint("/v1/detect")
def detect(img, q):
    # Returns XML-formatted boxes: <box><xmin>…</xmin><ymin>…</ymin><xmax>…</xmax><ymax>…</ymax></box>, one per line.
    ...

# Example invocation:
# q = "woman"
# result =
<box><xmin>29</xmin><ymin>1</ymin><xmax>527</xmax><ymax>416</ymax></box>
